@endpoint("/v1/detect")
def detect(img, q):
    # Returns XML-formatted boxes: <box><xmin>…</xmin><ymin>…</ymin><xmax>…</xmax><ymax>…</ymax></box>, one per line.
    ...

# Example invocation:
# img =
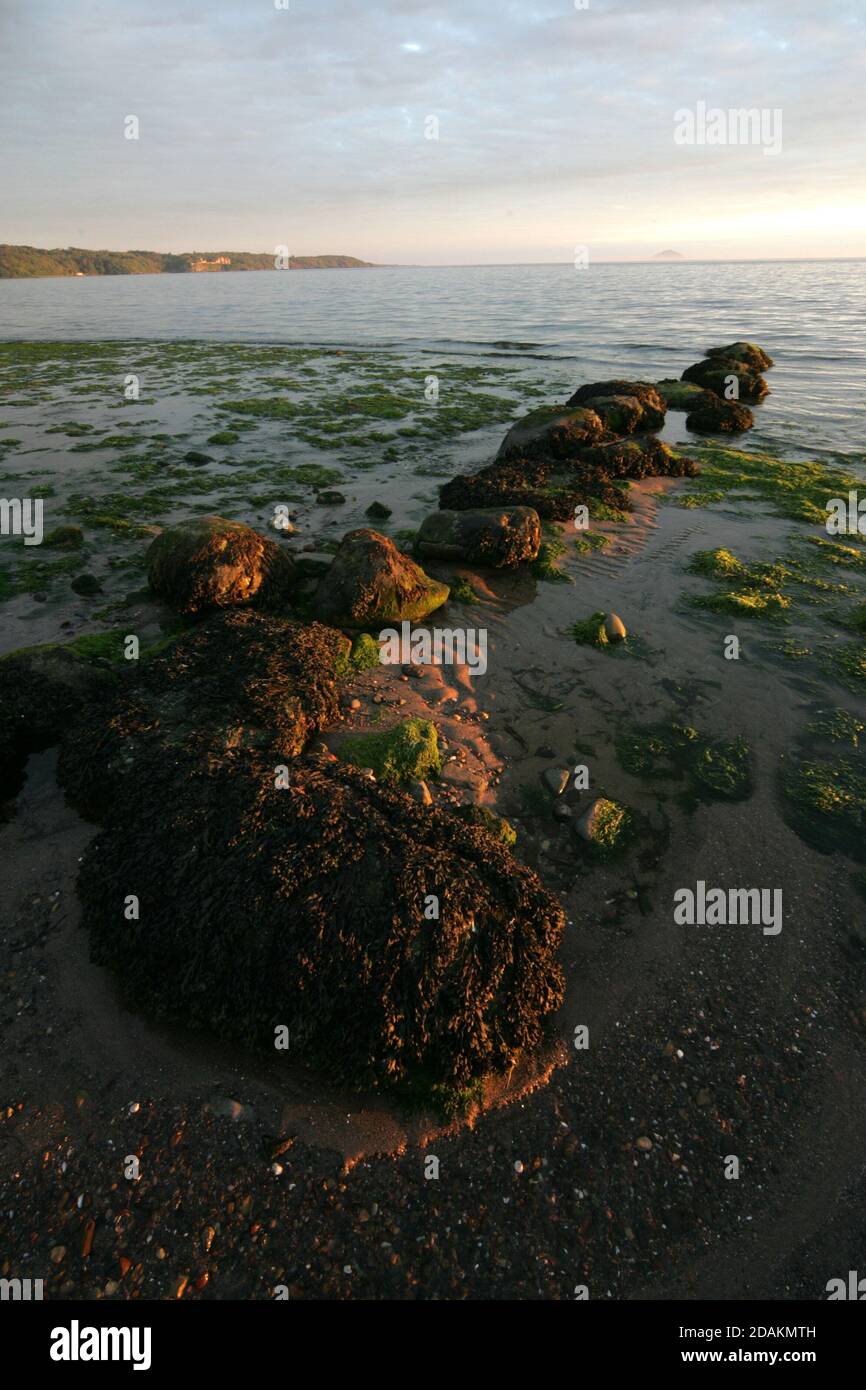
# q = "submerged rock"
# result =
<box><xmin>706</xmin><ymin>341</ymin><xmax>773</xmax><ymax>371</ymax></box>
<box><xmin>417</xmin><ymin>506</ymin><xmax>541</xmax><ymax>567</ymax></box>
<box><xmin>686</xmin><ymin>395</ymin><xmax>754</xmax><ymax>434</ymax></box>
<box><xmin>313</xmin><ymin>528</ymin><xmax>449</xmax><ymax>629</ymax></box>
<box><xmin>496</xmin><ymin>405</ymin><xmax>604</xmax><ymax>461</ymax></box>
<box><xmin>146</xmin><ymin>515</ymin><xmax>297</xmax><ymax>616</ymax></box>
<box><xmin>681</xmin><ymin>357</ymin><xmax>769</xmax><ymax>403</ymax></box>
<box><xmin>365</xmin><ymin>500</ymin><xmax>392</xmax><ymax>519</ymax></box>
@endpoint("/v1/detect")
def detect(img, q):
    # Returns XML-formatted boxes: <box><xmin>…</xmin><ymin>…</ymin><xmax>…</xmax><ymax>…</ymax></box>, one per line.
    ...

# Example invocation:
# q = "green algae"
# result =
<box><xmin>449</xmin><ymin>575</ymin><xmax>481</xmax><ymax>603</ymax></box>
<box><xmin>569</xmin><ymin>611</ymin><xmax>609</xmax><ymax>647</ymax></box>
<box><xmin>336</xmin><ymin>718</ymin><xmax>441</xmax><ymax>786</ymax></box>
<box><xmin>532</xmin><ymin>537</ymin><xmax>572</xmax><ymax>584</ymax></box>
<box><xmin>807</xmin><ymin>708</ymin><xmax>864</xmax><ymax>746</ymax></box>
<box><xmin>454</xmin><ymin>804</ymin><xmax>518</xmax><ymax>847</ymax></box>
<box><xmin>680</xmin><ymin>443</ymin><xmax>865</xmax><ymax>524</ymax></box>
<box><xmin>583</xmin><ymin>797</ymin><xmax>635</xmax><ymax>860</ymax></box>
<box><xmin>334</xmin><ymin>632</ymin><xmax>381</xmax><ymax>677</ymax></box>
<box><xmin>780</xmin><ymin>754</ymin><xmax>866</xmax><ymax>860</ymax></box>
<box><xmin>573</xmin><ymin>530</ymin><xmax>609</xmax><ymax>554</ymax></box>
<box><xmin>616</xmin><ymin>721</ymin><xmax>753</xmax><ymax>804</ymax></box>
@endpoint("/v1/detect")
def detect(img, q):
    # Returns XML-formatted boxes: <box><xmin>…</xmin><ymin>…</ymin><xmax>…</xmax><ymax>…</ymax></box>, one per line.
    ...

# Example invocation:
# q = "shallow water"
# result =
<box><xmin>2</xmin><ymin>258</ymin><xmax>865</xmax><ymax>451</ymax></box>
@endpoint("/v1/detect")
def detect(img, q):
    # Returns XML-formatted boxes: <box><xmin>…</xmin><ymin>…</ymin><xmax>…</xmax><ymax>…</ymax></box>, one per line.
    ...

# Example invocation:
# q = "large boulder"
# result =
<box><xmin>686</xmin><ymin>395</ymin><xmax>754</xmax><ymax>434</ymax></box>
<box><xmin>418</xmin><ymin>506</ymin><xmax>541</xmax><ymax>567</ymax></box>
<box><xmin>58</xmin><ymin>611</ymin><xmax>565</xmax><ymax>1092</ymax></box>
<box><xmin>313</xmin><ymin>528</ymin><xmax>449</xmax><ymax>629</ymax></box>
<box><xmin>576</xmin><ymin>436</ymin><xmax>695</xmax><ymax>479</ymax></box>
<box><xmin>496</xmin><ymin>405</ymin><xmax>604</xmax><ymax>461</ymax></box>
<box><xmin>681</xmin><ymin>357</ymin><xmax>768</xmax><ymax>402</ymax></box>
<box><xmin>146</xmin><ymin>515</ymin><xmax>297</xmax><ymax>615</ymax></box>
<box><xmin>59</xmin><ymin>610</ymin><xmax>349</xmax><ymax>820</ymax></box>
<box><xmin>706</xmin><ymin>341</ymin><xmax>773</xmax><ymax>371</ymax></box>
<box><xmin>566</xmin><ymin>380</ymin><xmax>666</xmax><ymax>432</ymax></box>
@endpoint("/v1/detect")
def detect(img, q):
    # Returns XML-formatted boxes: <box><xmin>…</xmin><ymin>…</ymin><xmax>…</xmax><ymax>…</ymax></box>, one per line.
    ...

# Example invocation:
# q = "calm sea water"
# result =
<box><xmin>1</xmin><ymin>259</ymin><xmax>864</xmax><ymax>453</ymax></box>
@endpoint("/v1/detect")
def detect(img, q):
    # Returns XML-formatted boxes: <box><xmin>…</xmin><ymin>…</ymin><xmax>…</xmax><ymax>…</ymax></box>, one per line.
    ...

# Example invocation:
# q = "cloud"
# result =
<box><xmin>0</xmin><ymin>0</ymin><xmax>863</xmax><ymax>259</ymax></box>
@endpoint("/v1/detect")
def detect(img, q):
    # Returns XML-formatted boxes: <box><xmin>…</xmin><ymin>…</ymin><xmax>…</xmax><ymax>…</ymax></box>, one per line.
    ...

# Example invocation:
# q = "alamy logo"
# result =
<box><xmin>825</xmin><ymin>491</ymin><xmax>866</xmax><ymax>536</ymax></box>
<box><xmin>379</xmin><ymin>620</ymin><xmax>488</xmax><ymax>676</ymax></box>
<box><xmin>674</xmin><ymin>881</ymin><xmax>782</xmax><ymax>935</ymax></box>
<box><xmin>50</xmin><ymin>1320</ymin><xmax>152</xmax><ymax>1371</ymax></box>
<box><xmin>0</xmin><ymin>1277</ymin><xmax>44</xmax><ymax>1300</ymax></box>
<box><xmin>674</xmin><ymin>101</ymin><xmax>782</xmax><ymax>156</ymax></box>
<box><xmin>0</xmin><ymin>497</ymin><xmax>43</xmax><ymax>545</ymax></box>
<box><xmin>826</xmin><ymin>1271</ymin><xmax>866</xmax><ymax>1300</ymax></box>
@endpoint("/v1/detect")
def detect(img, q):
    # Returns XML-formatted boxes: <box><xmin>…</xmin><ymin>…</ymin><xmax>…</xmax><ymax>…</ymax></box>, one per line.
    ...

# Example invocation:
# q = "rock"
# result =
<box><xmin>58</xmin><ymin>610</ymin><xmax>350</xmax><ymax>820</ymax></box>
<box><xmin>313</xmin><ymin>528</ymin><xmax>449</xmax><ymax>629</ymax></box>
<box><xmin>573</xmin><ymin>393</ymin><xmax>647</xmax><ymax>435</ymax></box>
<box><xmin>207</xmin><ymin>1097</ymin><xmax>246</xmax><ymax>1120</ymax></box>
<box><xmin>567</xmin><ymin>380</ymin><xmax>667</xmax><ymax>424</ymax></box>
<box><xmin>654</xmin><ymin>379</ymin><xmax>709</xmax><ymax>411</ymax></box>
<box><xmin>365</xmin><ymin>501</ymin><xmax>392</xmax><ymax>519</ymax></box>
<box><xmin>636</xmin><ymin>1135</ymin><xmax>653</xmax><ymax>1152</ymax></box>
<box><xmin>145</xmin><ymin>515</ymin><xmax>297</xmax><ymax>616</ymax></box>
<box><xmin>603</xmin><ymin>612</ymin><xmax>627</xmax><ymax>641</ymax></box>
<box><xmin>45</xmin><ymin>525</ymin><xmax>84</xmax><ymax>549</ymax></box>
<box><xmin>576</xmin><ymin>797</ymin><xmax>632</xmax><ymax>853</ymax></box>
<box><xmin>685</xmin><ymin>395</ymin><xmax>754</xmax><ymax>434</ymax></box>
<box><xmin>184</xmin><ymin>450</ymin><xmax>213</xmax><ymax>466</ymax></box>
<box><xmin>553</xmin><ymin>802</ymin><xmax>573</xmax><ymax>822</ymax></box>
<box><xmin>409</xmin><ymin>779</ymin><xmax>433</xmax><ymax>806</ymax></box>
<box><xmin>453</xmin><ymin>804</ymin><xmax>517</xmax><ymax>846</ymax></box>
<box><xmin>706</xmin><ymin>341</ymin><xmax>773</xmax><ymax>371</ymax></box>
<box><xmin>496</xmin><ymin>405</ymin><xmax>604</xmax><ymax>461</ymax></box>
<box><xmin>681</xmin><ymin>357</ymin><xmax>768</xmax><ymax>403</ymax></box>
<box><xmin>67</xmin><ymin>748</ymin><xmax>565</xmax><ymax>1089</ymax></box>
<box><xmin>418</xmin><ymin>506</ymin><xmax>541</xmax><ymax>568</ymax></box>
<box><xmin>0</xmin><ymin>643</ymin><xmax>113</xmax><ymax>792</ymax></box>
<box><xmin>543</xmin><ymin>768</ymin><xmax>570</xmax><ymax>796</ymax></box>
<box><xmin>70</xmin><ymin>573</ymin><xmax>102</xmax><ymax>596</ymax></box>
<box><xmin>317</xmin><ymin>490</ymin><xmax>346</xmax><ymax>505</ymax></box>
<box><xmin>336</xmin><ymin>718</ymin><xmax>441</xmax><ymax>786</ymax></box>
<box><xmin>439</xmin><ymin>437</ymin><xmax>697</xmax><ymax>523</ymax></box>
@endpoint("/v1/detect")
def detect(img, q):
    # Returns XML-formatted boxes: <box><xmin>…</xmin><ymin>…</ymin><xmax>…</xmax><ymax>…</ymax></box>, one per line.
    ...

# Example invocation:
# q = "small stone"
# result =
<box><xmin>513</xmin><ymin>1160</ymin><xmax>524</xmax><ymax>1174</ymax></box>
<box><xmin>409</xmin><ymin>780</ymin><xmax>433</xmax><ymax>806</ymax></box>
<box><xmin>208</xmin><ymin>1097</ymin><xmax>245</xmax><ymax>1120</ymax></box>
<box><xmin>604</xmin><ymin>612</ymin><xmax>627</xmax><ymax>641</ymax></box>
<box><xmin>553</xmin><ymin>802</ymin><xmax>573</xmax><ymax>821</ymax></box>
<box><xmin>104</xmin><ymin>1280</ymin><xmax>119</xmax><ymax>1296</ymax></box>
<box><xmin>348</xmin><ymin>698</ymin><xmax>362</xmax><ymax>711</ymax></box>
<box><xmin>271</xmin><ymin>1163</ymin><xmax>284</xmax><ymax>1176</ymax></box>
<box><xmin>636</xmin><ymin>1136</ymin><xmax>653</xmax><ymax>1151</ymax></box>
<box><xmin>50</xmin><ymin>1245</ymin><xmax>66</xmax><ymax>1264</ymax></box>
<box><xmin>184</xmin><ymin>450</ymin><xmax>213</xmax><ymax>466</ymax></box>
<box><xmin>317</xmin><ymin>490</ymin><xmax>346</xmax><ymax>505</ymax></box>
<box><xmin>543</xmin><ymin>767</ymin><xmax>570</xmax><ymax>796</ymax></box>
<box><xmin>696</xmin><ymin>1088</ymin><xmax>712</xmax><ymax>1107</ymax></box>
<box><xmin>365</xmin><ymin>501</ymin><xmax>392</xmax><ymax>519</ymax></box>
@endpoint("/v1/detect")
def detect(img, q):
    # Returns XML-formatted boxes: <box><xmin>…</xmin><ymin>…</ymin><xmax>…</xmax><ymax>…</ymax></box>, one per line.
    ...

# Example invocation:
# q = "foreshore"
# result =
<box><xmin>1</xmin><ymin>338</ymin><xmax>865</xmax><ymax>1299</ymax></box>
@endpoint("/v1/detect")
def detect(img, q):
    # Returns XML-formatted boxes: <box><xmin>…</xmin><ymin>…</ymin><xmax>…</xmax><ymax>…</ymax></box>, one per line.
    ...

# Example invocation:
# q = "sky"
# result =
<box><xmin>0</xmin><ymin>0</ymin><xmax>864</xmax><ymax>264</ymax></box>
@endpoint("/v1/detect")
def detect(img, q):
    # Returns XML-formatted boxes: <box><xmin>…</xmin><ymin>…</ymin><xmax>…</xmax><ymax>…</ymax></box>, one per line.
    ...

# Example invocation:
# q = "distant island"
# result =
<box><xmin>0</xmin><ymin>245</ymin><xmax>374</xmax><ymax>279</ymax></box>
<box><xmin>652</xmin><ymin>249</ymin><xmax>686</xmax><ymax>260</ymax></box>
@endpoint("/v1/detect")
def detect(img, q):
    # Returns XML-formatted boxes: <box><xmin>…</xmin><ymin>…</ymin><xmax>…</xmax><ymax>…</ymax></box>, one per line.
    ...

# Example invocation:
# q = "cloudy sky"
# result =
<box><xmin>1</xmin><ymin>0</ymin><xmax>864</xmax><ymax>262</ymax></box>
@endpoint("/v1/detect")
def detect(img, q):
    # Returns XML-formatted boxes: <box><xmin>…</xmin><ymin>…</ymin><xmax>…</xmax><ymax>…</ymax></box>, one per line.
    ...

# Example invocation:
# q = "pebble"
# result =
<box><xmin>543</xmin><ymin>768</ymin><xmax>570</xmax><ymax>796</ymax></box>
<box><xmin>604</xmin><ymin>612</ymin><xmax>627</xmax><ymax>641</ymax></box>
<box><xmin>409</xmin><ymin>781</ymin><xmax>433</xmax><ymax>806</ymax></box>
<box><xmin>636</xmin><ymin>1136</ymin><xmax>653</xmax><ymax>1151</ymax></box>
<box><xmin>513</xmin><ymin>1160</ymin><xmax>524</xmax><ymax>1173</ymax></box>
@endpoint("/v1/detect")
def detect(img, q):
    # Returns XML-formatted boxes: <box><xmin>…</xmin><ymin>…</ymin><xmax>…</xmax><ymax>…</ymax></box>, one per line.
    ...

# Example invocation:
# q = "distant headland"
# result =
<box><xmin>0</xmin><ymin>245</ymin><xmax>374</xmax><ymax>279</ymax></box>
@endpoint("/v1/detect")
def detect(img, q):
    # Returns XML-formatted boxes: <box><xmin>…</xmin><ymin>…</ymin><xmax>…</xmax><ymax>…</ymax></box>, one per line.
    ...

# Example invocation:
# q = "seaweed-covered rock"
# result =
<box><xmin>417</xmin><ymin>507</ymin><xmax>541</xmax><ymax>567</ymax></box>
<box><xmin>336</xmin><ymin>717</ymin><xmax>442</xmax><ymax>785</ymax></box>
<box><xmin>439</xmin><ymin>437</ymin><xmax>697</xmax><ymax>522</ymax></box>
<box><xmin>313</xmin><ymin>528</ymin><xmax>449</xmax><ymax>629</ymax></box>
<box><xmin>686</xmin><ymin>395</ymin><xmax>754</xmax><ymax>434</ymax></box>
<box><xmin>146</xmin><ymin>515</ymin><xmax>297</xmax><ymax>616</ymax></box>
<box><xmin>59</xmin><ymin>609</ymin><xmax>350</xmax><ymax>820</ymax></box>
<box><xmin>566</xmin><ymin>382</ymin><xmax>666</xmax><ymax>433</ymax></box>
<box><xmin>438</xmin><ymin>455</ymin><xmax>625</xmax><ymax>521</ymax></box>
<box><xmin>71</xmin><ymin>747</ymin><xmax>564</xmax><ymax>1088</ymax></box>
<box><xmin>706</xmin><ymin>341</ymin><xmax>773</xmax><ymax>371</ymax></box>
<box><xmin>0</xmin><ymin>643</ymin><xmax>114</xmax><ymax>792</ymax></box>
<box><xmin>681</xmin><ymin>358</ymin><xmax>768</xmax><ymax>403</ymax></box>
<box><xmin>655</xmin><ymin>379</ymin><xmax>710</xmax><ymax>411</ymax></box>
<box><xmin>496</xmin><ymin>405</ymin><xmax>604</xmax><ymax>461</ymax></box>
